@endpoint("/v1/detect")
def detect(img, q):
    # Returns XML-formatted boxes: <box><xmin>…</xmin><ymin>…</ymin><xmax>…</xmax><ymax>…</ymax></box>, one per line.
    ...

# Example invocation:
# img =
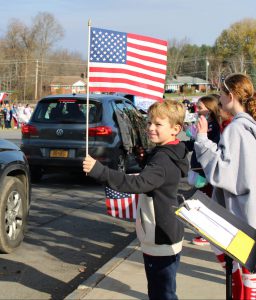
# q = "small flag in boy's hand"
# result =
<box><xmin>105</xmin><ymin>186</ymin><xmax>138</xmax><ymax>220</ymax></box>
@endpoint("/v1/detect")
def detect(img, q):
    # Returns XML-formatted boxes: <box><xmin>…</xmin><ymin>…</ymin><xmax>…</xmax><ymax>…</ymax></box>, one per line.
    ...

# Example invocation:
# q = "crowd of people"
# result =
<box><xmin>0</xmin><ymin>102</ymin><xmax>32</xmax><ymax>129</ymax></box>
<box><xmin>83</xmin><ymin>72</ymin><xmax>256</xmax><ymax>300</ymax></box>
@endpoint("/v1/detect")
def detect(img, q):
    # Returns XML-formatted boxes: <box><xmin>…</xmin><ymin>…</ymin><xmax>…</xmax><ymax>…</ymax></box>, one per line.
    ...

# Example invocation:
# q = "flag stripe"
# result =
<box><xmin>121</xmin><ymin>198</ymin><xmax>125</xmax><ymax>217</ymax></box>
<box><xmin>125</xmin><ymin>198</ymin><xmax>130</xmax><ymax>219</ymax></box>
<box><xmin>127</xmin><ymin>60</ymin><xmax>166</xmax><ymax>75</ymax></box>
<box><xmin>127</xmin><ymin>54</ymin><xmax>166</xmax><ymax>71</ymax></box>
<box><xmin>90</xmin><ymin>76</ymin><xmax>164</xmax><ymax>90</ymax></box>
<box><xmin>128</xmin><ymin>197</ymin><xmax>133</xmax><ymax>219</ymax></box>
<box><xmin>90</xmin><ymin>62</ymin><xmax>166</xmax><ymax>78</ymax></box>
<box><xmin>127</xmin><ymin>43</ymin><xmax>166</xmax><ymax>58</ymax></box>
<box><xmin>90</xmin><ymin>82</ymin><xmax>163</xmax><ymax>98</ymax></box>
<box><xmin>127</xmin><ymin>41</ymin><xmax>167</xmax><ymax>56</ymax></box>
<box><xmin>109</xmin><ymin>199</ymin><xmax>117</xmax><ymax>217</ymax></box>
<box><xmin>135</xmin><ymin>194</ymin><xmax>139</xmax><ymax>208</ymax></box>
<box><xmin>89</xmin><ymin>67</ymin><xmax>165</xmax><ymax>83</ymax></box>
<box><xmin>106</xmin><ymin>198</ymin><xmax>112</xmax><ymax>216</ymax></box>
<box><xmin>127</xmin><ymin>50</ymin><xmax>167</xmax><ymax>66</ymax></box>
<box><xmin>89</xmin><ymin>27</ymin><xmax>167</xmax><ymax>101</ymax></box>
<box><xmin>127</xmin><ymin>33</ymin><xmax>168</xmax><ymax>48</ymax></box>
<box><xmin>132</xmin><ymin>194</ymin><xmax>137</xmax><ymax>217</ymax></box>
<box><xmin>117</xmin><ymin>198</ymin><xmax>123</xmax><ymax>218</ymax></box>
<box><xmin>91</xmin><ymin>87</ymin><xmax>163</xmax><ymax>101</ymax></box>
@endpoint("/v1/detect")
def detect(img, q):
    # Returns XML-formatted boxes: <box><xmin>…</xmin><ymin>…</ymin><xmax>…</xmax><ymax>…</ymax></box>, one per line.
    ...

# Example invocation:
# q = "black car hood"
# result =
<box><xmin>0</xmin><ymin>139</ymin><xmax>20</xmax><ymax>151</ymax></box>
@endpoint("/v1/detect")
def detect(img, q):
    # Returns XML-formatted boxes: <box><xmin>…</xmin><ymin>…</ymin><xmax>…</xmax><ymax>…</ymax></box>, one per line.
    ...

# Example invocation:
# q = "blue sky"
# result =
<box><xmin>0</xmin><ymin>0</ymin><xmax>255</xmax><ymax>59</ymax></box>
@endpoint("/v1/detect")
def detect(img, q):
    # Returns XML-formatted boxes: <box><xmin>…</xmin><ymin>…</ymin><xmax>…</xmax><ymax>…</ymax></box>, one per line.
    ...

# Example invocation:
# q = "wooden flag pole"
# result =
<box><xmin>86</xmin><ymin>19</ymin><xmax>91</xmax><ymax>157</ymax></box>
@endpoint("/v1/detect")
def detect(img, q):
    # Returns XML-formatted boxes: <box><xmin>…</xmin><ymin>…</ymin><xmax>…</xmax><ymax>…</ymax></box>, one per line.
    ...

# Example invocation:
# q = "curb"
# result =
<box><xmin>65</xmin><ymin>238</ymin><xmax>140</xmax><ymax>300</ymax></box>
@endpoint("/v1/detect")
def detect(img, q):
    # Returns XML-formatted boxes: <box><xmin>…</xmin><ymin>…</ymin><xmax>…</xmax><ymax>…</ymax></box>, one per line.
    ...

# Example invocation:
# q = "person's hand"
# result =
<box><xmin>197</xmin><ymin>115</ymin><xmax>208</xmax><ymax>134</ymax></box>
<box><xmin>83</xmin><ymin>155</ymin><xmax>96</xmax><ymax>173</ymax></box>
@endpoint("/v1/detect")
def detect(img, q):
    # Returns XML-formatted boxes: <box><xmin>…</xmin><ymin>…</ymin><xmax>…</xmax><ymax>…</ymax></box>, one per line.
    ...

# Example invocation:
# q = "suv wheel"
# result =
<box><xmin>0</xmin><ymin>177</ymin><xmax>27</xmax><ymax>253</ymax></box>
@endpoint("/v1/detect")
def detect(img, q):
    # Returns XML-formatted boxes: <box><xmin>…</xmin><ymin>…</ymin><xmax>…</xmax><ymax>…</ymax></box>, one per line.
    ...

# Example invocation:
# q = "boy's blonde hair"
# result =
<box><xmin>147</xmin><ymin>99</ymin><xmax>186</xmax><ymax>126</ymax></box>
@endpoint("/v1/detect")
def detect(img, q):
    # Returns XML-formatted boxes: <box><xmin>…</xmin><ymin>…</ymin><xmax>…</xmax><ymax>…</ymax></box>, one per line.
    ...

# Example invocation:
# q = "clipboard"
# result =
<box><xmin>176</xmin><ymin>190</ymin><xmax>256</xmax><ymax>273</ymax></box>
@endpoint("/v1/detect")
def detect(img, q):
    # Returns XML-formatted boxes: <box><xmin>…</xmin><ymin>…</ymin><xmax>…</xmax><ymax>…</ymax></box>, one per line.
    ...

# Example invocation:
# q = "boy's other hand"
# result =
<box><xmin>83</xmin><ymin>155</ymin><xmax>96</xmax><ymax>173</ymax></box>
<box><xmin>197</xmin><ymin>115</ymin><xmax>208</xmax><ymax>134</ymax></box>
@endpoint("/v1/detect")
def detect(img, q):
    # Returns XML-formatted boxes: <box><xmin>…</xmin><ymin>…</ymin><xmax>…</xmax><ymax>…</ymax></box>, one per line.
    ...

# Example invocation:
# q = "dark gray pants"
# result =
<box><xmin>143</xmin><ymin>253</ymin><xmax>180</xmax><ymax>300</ymax></box>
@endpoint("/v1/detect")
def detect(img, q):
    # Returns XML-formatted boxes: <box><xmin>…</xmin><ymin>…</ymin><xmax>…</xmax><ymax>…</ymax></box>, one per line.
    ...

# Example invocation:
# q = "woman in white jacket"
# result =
<box><xmin>194</xmin><ymin>73</ymin><xmax>256</xmax><ymax>300</ymax></box>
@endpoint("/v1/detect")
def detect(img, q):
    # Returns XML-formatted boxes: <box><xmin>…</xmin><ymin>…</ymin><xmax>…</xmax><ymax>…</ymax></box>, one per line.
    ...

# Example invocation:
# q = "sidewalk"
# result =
<box><xmin>66</xmin><ymin>227</ymin><xmax>226</xmax><ymax>300</ymax></box>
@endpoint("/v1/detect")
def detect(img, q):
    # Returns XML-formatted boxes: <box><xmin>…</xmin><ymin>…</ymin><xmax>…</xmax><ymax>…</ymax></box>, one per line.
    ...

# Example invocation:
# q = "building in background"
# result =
<box><xmin>49</xmin><ymin>76</ymin><xmax>86</xmax><ymax>95</ymax></box>
<box><xmin>165</xmin><ymin>76</ymin><xmax>210</xmax><ymax>93</ymax></box>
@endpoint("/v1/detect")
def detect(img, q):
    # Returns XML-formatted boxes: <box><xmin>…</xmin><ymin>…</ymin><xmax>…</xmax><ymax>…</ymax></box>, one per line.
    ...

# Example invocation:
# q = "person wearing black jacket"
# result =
<box><xmin>83</xmin><ymin>100</ymin><xmax>189</xmax><ymax>300</ymax></box>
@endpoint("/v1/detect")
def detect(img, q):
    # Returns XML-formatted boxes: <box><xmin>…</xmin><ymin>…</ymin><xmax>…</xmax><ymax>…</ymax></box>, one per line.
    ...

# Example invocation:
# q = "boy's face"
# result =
<box><xmin>147</xmin><ymin>115</ymin><xmax>181</xmax><ymax>145</ymax></box>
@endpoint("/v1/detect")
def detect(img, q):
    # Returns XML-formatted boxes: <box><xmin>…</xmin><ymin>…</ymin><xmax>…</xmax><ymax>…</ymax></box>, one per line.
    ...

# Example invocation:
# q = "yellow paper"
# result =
<box><xmin>227</xmin><ymin>231</ymin><xmax>255</xmax><ymax>264</ymax></box>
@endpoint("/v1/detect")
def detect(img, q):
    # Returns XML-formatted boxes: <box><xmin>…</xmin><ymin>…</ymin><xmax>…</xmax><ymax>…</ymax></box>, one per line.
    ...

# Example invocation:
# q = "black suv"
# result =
<box><xmin>0</xmin><ymin>139</ymin><xmax>31</xmax><ymax>253</ymax></box>
<box><xmin>21</xmin><ymin>94</ymin><xmax>149</xmax><ymax>182</ymax></box>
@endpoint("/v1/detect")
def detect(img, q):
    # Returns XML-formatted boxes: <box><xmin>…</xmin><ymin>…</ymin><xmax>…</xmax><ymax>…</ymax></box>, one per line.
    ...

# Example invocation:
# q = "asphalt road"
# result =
<box><xmin>0</xmin><ymin>129</ymin><xmax>192</xmax><ymax>300</ymax></box>
<box><xmin>0</xmin><ymin>129</ymin><xmax>137</xmax><ymax>299</ymax></box>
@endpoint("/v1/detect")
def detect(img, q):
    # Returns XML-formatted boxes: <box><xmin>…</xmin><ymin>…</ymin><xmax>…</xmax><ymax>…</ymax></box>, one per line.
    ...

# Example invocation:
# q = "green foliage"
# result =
<box><xmin>213</xmin><ymin>18</ymin><xmax>256</xmax><ymax>75</ymax></box>
<box><xmin>167</xmin><ymin>18</ymin><xmax>256</xmax><ymax>87</ymax></box>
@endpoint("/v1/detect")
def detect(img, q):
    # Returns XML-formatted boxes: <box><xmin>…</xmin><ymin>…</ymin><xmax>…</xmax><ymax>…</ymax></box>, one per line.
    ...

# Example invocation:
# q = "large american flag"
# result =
<box><xmin>105</xmin><ymin>186</ymin><xmax>139</xmax><ymax>220</ymax></box>
<box><xmin>89</xmin><ymin>27</ymin><xmax>167</xmax><ymax>101</ymax></box>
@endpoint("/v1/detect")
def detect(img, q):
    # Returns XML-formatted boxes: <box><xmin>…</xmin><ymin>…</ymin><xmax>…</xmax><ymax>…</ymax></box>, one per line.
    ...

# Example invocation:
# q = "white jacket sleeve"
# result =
<box><xmin>194</xmin><ymin>123</ymin><xmax>249</xmax><ymax>195</ymax></box>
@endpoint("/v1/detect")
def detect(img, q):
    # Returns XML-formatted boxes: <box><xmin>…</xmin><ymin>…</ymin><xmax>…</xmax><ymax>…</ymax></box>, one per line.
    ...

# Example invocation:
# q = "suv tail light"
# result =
<box><xmin>21</xmin><ymin>124</ymin><xmax>39</xmax><ymax>137</ymax></box>
<box><xmin>88</xmin><ymin>126</ymin><xmax>112</xmax><ymax>136</ymax></box>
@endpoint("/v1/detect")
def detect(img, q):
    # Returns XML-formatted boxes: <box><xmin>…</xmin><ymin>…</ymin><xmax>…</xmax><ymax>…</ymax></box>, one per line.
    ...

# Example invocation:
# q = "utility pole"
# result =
<box><xmin>23</xmin><ymin>57</ymin><xmax>27</xmax><ymax>103</ymax></box>
<box><xmin>35</xmin><ymin>59</ymin><xmax>39</xmax><ymax>100</ymax></box>
<box><xmin>205</xmin><ymin>57</ymin><xmax>209</xmax><ymax>94</ymax></box>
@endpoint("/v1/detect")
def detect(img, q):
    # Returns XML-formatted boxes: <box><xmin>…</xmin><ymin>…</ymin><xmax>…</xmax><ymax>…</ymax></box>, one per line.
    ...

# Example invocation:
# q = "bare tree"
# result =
<box><xmin>167</xmin><ymin>37</ymin><xmax>191</xmax><ymax>79</ymax></box>
<box><xmin>1</xmin><ymin>19</ymin><xmax>39</xmax><ymax>100</ymax></box>
<box><xmin>32</xmin><ymin>12</ymin><xmax>64</xmax><ymax>98</ymax></box>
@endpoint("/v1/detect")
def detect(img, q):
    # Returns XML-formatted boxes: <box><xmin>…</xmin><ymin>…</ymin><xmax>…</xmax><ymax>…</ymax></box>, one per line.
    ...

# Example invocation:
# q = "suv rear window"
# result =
<box><xmin>31</xmin><ymin>98</ymin><xmax>101</xmax><ymax>124</ymax></box>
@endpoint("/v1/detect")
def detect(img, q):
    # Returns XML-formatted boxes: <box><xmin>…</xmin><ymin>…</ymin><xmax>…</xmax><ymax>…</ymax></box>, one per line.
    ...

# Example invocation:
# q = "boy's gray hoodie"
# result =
<box><xmin>194</xmin><ymin>112</ymin><xmax>256</xmax><ymax>229</ymax></box>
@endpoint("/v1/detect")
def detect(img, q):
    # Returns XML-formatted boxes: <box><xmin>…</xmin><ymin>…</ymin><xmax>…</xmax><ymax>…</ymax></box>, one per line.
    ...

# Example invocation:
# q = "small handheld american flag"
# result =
<box><xmin>105</xmin><ymin>186</ymin><xmax>139</xmax><ymax>220</ymax></box>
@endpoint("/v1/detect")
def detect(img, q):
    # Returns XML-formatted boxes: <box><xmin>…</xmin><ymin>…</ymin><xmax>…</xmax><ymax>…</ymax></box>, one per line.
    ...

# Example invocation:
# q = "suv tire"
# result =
<box><xmin>0</xmin><ymin>177</ymin><xmax>28</xmax><ymax>253</ymax></box>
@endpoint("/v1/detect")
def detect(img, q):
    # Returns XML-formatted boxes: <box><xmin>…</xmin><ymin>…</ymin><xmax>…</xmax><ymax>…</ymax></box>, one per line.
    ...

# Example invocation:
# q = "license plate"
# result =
<box><xmin>50</xmin><ymin>149</ymin><xmax>68</xmax><ymax>158</ymax></box>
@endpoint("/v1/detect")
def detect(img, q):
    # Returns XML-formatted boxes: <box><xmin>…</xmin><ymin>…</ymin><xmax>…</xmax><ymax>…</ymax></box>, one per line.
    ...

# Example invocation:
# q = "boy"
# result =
<box><xmin>83</xmin><ymin>100</ymin><xmax>189</xmax><ymax>300</ymax></box>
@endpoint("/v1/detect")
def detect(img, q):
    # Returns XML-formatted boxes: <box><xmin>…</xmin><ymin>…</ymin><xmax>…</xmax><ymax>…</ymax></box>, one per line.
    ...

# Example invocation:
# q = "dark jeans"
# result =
<box><xmin>4</xmin><ymin>120</ymin><xmax>11</xmax><ymax>128</ymax></box>
<box><xmin>143</xmin><ymin>253</ymin><xmax>180</xmax><ymax>300</ymax></box>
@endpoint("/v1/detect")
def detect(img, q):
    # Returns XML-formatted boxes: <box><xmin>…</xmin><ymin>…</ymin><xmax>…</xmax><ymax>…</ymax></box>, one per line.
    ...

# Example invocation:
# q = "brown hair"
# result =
<box><xmin>148</xmin><ymin>99</ymin><xmax>186</xmax><ymax>126</ymax></box>
<box><xmin>221</xmin><ymin>73</ymin><xmax>256</xmax><ymax>120</ymax></box>
<box><xmin>198</xmin><ymin>94</ymin><xmax>220</xmax><ymax>124</ymax></box>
